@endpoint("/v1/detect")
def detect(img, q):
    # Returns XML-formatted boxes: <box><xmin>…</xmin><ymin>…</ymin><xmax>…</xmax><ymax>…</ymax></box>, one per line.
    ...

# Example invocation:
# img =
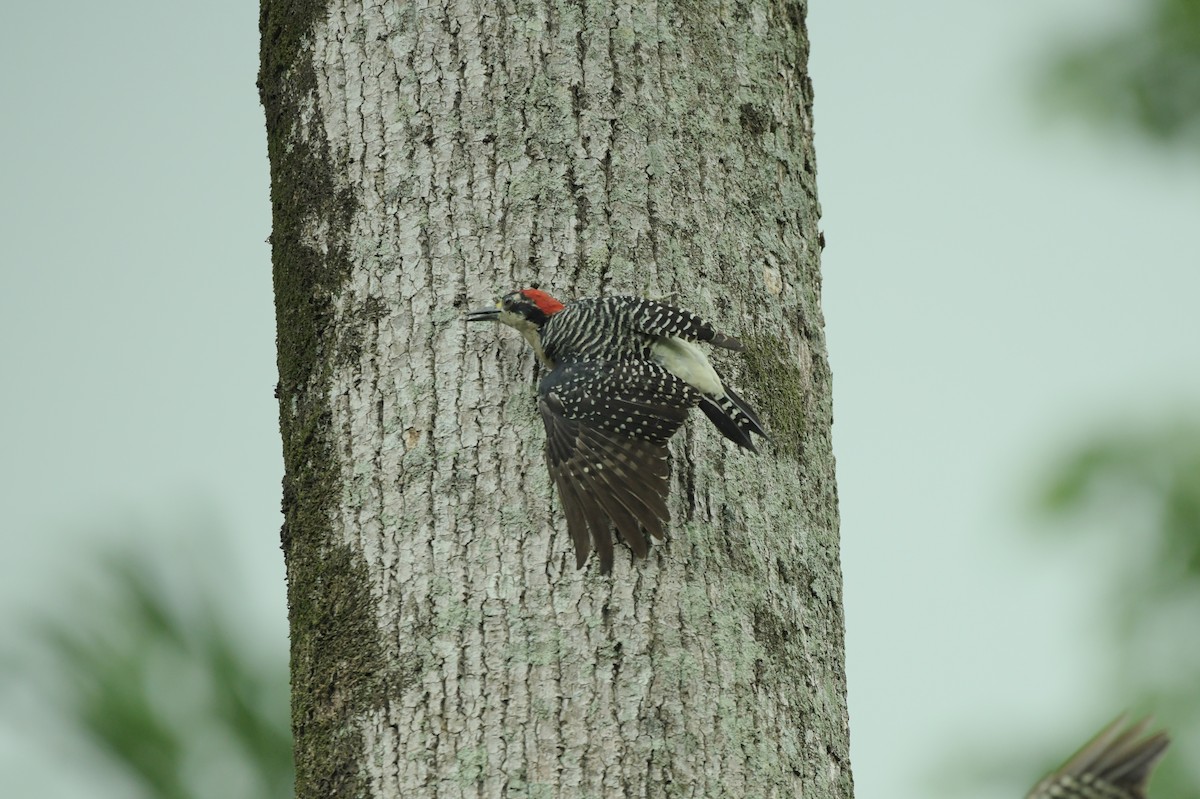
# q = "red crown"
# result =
<box><xmin>520</xmin><ymin>288</ymin><xmax>565</xmax><ymax>316</ymax></box>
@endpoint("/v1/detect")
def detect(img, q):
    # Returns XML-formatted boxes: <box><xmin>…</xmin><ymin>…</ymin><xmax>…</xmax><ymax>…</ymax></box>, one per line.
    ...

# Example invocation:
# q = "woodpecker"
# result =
<box><xmin>467</xmin><ymin>288</ymin><xmax>768</xmax><ymax>573</ymax></box>
<box><xmin>1026</xmin><ymin>716</ymin><xmax>1169</xmax><ymax>799</ymax></box>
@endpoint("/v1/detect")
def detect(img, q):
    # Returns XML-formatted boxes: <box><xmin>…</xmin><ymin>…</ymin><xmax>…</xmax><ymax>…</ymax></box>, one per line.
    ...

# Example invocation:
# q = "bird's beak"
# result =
<box><xmin>466</xmin><ymin>304</ymin><xmax>501</xmax><ymax>323</ymax></box>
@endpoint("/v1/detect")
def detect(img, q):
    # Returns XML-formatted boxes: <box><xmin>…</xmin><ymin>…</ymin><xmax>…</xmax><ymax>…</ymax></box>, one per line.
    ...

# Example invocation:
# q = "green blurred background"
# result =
<box><xmin>1</xmin><ymin>1</ymin><xmax>1197</xmax><ymax>797</ymax></box>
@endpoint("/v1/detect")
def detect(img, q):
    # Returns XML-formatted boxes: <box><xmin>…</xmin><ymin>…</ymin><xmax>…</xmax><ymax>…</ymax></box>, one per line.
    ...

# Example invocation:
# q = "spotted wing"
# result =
<box><xmin>538</xmin><ymin>360</ymin><xmax>699</xmax><ymax>573</ymax></box>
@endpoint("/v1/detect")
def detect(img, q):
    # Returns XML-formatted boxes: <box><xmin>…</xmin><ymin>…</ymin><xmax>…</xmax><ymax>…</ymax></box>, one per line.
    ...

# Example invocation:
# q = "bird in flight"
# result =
<box><xmin>468</xmin><ymin>288</ymin><xmax>768</xmax><ymax>572</ymax></box>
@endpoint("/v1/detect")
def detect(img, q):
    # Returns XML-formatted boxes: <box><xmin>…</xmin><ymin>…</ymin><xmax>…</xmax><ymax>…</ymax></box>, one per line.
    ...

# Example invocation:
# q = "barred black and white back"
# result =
<box><xmin>540</xmin><ymin>296</ymin><xmax>769</xmax><ymax>451</ymax></box>
<box><xmin>539</xmin><ymin>295</ymin><xmax>743</xmax><ymax>362</ymax></box>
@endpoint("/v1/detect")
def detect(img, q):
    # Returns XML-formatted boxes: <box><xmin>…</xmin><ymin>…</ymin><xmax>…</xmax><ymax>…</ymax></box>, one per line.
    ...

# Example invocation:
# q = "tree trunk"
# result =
<box><xmin>259</xmin><ymin>1</ymin><xmax>848</xmax><ymax>797</ymax></box>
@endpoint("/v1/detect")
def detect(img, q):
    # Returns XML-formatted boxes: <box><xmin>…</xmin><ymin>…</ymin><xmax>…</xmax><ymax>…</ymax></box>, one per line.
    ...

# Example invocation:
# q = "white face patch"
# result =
<box><xmin>496</xmin><ymin>308</ymin><xmax>554</xmax><ymax>368</ymax></box>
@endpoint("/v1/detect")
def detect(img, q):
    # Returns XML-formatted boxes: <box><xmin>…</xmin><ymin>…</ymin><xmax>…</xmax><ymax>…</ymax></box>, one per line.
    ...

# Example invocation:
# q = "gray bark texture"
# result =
<box><xmin>259</xmin><ymin>1</ymin><xmax>849</xmax><ymax>797</ymax></box>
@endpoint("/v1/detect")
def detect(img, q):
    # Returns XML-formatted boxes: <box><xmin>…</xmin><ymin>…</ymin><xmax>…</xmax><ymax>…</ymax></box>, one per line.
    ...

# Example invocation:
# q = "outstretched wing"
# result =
<box><xmin>538</xmin><ymin>360</ymin><xmax>699</xmax><ymax>573</ymax></box>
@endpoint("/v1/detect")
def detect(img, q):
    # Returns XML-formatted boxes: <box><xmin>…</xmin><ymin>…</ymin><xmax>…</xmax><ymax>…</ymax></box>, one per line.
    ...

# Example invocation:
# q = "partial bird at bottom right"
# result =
<box><xmin>1026</xmin><ymin>715</ymin><xmax>1169</xmax><ymax>799</ymax></box>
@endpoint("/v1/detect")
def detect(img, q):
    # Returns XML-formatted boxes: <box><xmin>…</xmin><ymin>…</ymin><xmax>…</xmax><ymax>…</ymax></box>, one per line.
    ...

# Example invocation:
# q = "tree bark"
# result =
<box><xmin>260</xmin><ymin>1</ymin><xmax>848</xmax><ymax>797</ymax></box>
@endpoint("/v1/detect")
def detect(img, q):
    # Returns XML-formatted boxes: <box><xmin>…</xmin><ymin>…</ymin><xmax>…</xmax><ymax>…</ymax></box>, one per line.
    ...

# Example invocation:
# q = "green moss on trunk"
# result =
<box><xmin>259</xmin><ymin>2</ymin><xmax>381</xmax><ymax>796</ymax></box>
<box><xmin>740</xmin><ymin>334</ymin><xmax>808</xmax><ymax>460</ymax></box>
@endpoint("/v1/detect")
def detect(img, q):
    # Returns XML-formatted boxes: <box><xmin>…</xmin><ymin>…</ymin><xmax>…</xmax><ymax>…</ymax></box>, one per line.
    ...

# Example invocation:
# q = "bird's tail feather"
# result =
<box><xmin>698</xmin><ymin>383</ymin><xmax>770</xmax><ymax>451</ymax></box>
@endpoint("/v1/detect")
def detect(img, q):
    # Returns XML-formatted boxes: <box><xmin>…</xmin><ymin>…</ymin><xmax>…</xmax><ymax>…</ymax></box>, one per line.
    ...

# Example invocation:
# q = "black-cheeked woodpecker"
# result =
<box><xmin>468</xmin><ymin>288</ymin><xmax>769</xmax><ymax>573</ymax></box>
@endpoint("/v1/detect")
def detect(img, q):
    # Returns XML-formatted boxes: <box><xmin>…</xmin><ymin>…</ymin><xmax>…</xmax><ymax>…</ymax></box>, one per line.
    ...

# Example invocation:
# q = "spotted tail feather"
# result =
<box><xmin>698</xmin><ymin>384</ymin><xmax>769</xmax><ymax>452</ymax></box>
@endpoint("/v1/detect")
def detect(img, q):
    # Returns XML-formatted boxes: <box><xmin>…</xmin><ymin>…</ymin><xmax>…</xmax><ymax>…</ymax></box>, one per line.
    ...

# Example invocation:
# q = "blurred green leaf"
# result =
<box><xmin>1037</xmin><ymin>421</ymin><xmax>1200</xmax><ymax>591</ymax></box>
<box><xmin>1041</xmin><ymin>0</ymin><xmax>1200</xmax><ymax>147</ymax></box>
<box><xmin>16</xmin><ymin>544</ymin><xmax>293</xmax><ymax>799</ymax></box>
